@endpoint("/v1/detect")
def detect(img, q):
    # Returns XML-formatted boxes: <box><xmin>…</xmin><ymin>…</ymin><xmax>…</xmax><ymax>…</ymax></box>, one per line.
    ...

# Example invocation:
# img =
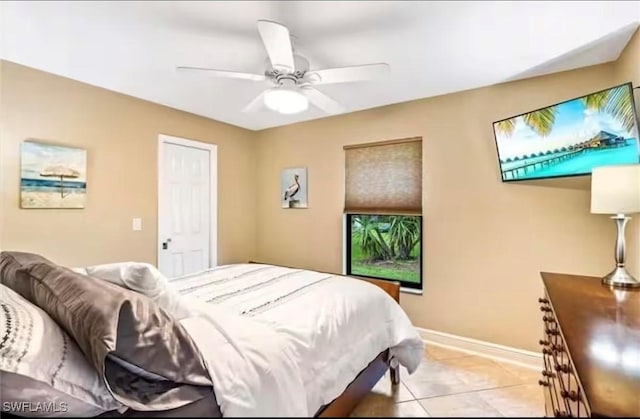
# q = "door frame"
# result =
<box><xmin>157</xmin><ymin>134</ymin><xmax>218</xmax><ymax>272</ymax></box>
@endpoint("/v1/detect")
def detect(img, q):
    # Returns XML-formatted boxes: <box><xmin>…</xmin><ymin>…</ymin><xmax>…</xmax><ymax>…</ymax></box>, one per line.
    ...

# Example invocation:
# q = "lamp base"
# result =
<box><xmin>602</xmin><ymin>266</ymin><xmax>640</xmax><ymax>289</ymax></box>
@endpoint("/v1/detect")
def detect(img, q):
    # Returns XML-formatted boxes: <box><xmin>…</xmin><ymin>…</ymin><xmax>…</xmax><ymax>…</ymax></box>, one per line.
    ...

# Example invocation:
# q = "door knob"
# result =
<box><xmin>162</xmin><ymin>238</ymin><xmax>172</xmax><ymax>250</ymax></box>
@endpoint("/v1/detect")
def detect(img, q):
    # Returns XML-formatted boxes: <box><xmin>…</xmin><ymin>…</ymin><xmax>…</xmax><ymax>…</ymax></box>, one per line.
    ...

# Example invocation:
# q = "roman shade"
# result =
<box><xmin>344</xmin><ymin>137</ymin><xmax>422</xmax><ymax>214</ymax></box>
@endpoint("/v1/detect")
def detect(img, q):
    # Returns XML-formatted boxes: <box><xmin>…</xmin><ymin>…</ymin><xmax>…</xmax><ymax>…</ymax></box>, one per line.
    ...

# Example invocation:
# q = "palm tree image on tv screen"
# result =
<box><xmin>349</xmin><ymin>215</ymin><xmax>421</xmax><ymax>285</ymax></box>
<box><xmin>493</xmin><ymin>83</ymin><xmax>640</xmax><ymax>181</ymax></box>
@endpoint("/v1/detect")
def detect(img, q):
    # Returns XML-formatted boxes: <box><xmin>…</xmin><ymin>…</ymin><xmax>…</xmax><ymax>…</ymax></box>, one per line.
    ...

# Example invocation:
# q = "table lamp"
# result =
<box><xmin>591</xmin><ymin>164</ymin><xmax>640</xmax><ymax>289</ymax></box>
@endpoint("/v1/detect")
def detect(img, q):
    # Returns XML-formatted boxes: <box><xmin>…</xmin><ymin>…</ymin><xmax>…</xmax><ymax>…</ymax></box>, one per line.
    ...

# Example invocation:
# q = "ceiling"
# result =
<box><xmin>1</xmin><ymin>1</ymin><xmax>639</xmax><ymax>131</ymax></box>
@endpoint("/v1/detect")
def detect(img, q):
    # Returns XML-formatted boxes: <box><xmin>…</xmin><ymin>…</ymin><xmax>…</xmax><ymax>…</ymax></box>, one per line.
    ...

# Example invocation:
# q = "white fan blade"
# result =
<box><xmin>242</xmin><ymin>91</ymin><xmax>267</xmax><ymax>112</ymax></box>
<box><xmin>301</xmin><ymin>87</ymin><xmax>345</xmax><ymax>114</ymax></box>
<box><xmin>305</xmin><ymin>63</ymin><xmax>389</xmax><ymax>85</ymax></box>
<box><xmin>257</xmin><ymin>20</ymin><xmax>295</xmax><ymax>73</ymax></box>
<box><xmin>177</xmin><ymin>66</ymin><xmax>267</xmax><ymax>82</ymax></box>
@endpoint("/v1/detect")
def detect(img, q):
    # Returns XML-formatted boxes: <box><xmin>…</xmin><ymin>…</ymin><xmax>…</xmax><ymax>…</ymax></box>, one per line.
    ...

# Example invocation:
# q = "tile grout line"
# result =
<box><xmin>405</xmin><ymin>382</ymin><xmax>541</xmax><ymax>417</ymax></box>
<box><xmin>394</xmin><ymin>399</ymin><xmax>431</xmax><ymax>416</ymax></box>
<box><xmin>407</xmin><ymin>381</ymin><xmax>535</xmax><ymax>402</ymax></box>
<box><xmin>411</xmin><ymin>383</ymin><xmax>526</xmax><ymax>418</ymax></box>
<box><xmin>399</xmin><ymin>378</ymin><xmax>418</xmax><ymax>401</ymax></box>
<box><xmin>398</xmin><ymin>352</ymin><xmax>491</xmax><ymax>401</ymax></box>
<box><xmin>399</xmin><ymin>355</ymin><xmax>537</xmax><ymax>401</ymax></box>
<box><xmin>392</xmin><ymin>350</ymin><xmax>541</xmax><ymax>417</ymax></box>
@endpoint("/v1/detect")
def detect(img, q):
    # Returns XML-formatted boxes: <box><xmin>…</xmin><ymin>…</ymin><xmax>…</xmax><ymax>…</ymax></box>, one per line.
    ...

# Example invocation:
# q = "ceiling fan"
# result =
<box><xmin>176</xmin><ymin>20</ymin><xmax>390</xmax><ymax>115</ymax></box>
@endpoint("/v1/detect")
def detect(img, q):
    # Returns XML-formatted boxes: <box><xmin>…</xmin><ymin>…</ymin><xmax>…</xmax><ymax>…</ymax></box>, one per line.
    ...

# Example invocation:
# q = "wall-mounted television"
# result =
<box><xmin>492</xmin><ymin>82</ymin><xmax>640</xmax><ymax>182</ymax></box>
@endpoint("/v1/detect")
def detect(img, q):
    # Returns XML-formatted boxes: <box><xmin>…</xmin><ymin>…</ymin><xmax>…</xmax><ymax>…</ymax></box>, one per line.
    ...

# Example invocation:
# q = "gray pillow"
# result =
<box><xmin>0</xmin><ymin>251</ymin><xmax>213</xmax><ymax>412</ymax></box>
<box><xmin>0</xmin><ymin>251</ymin><xmax>49</xmax><ymax>298</ymax></box>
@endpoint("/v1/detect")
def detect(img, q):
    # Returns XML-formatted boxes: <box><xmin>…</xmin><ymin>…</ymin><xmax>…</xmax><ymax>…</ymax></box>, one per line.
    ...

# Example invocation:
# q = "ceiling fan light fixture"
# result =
<box><xmin>179</xmin><ymin>21</ymin><xmax>388</xmax><ymax>115</ymax></box>
<box><xmin>263</xmin><ymin>88</ymin><xmax>309</xmax><ymax>114</ymax></box>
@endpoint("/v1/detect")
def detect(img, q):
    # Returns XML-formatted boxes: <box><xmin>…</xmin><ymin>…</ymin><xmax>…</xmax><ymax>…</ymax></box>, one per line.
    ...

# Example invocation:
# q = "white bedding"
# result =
<box><xmin>169</xmin><ymin>264</ymin><xmax>424</xmax><ymax>417</ymax></box>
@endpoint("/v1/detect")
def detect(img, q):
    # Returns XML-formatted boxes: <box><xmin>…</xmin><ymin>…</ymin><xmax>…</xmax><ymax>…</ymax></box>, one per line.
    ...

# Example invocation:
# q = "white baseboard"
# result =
<box><xmin>417</xmin><ymin>327</ymin><xmax>542</xmax><ymax>370</ymax></box>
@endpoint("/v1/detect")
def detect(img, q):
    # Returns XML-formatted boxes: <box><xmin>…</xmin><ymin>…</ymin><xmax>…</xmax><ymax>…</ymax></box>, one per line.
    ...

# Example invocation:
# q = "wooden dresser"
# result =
<box><xmin>539</xmin><ymin>272</ymin><xmax>640</xmax><ymax>417</ymax></box>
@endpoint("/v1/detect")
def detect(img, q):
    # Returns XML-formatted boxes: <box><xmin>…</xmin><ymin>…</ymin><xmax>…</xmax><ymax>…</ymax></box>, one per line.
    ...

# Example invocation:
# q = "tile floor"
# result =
<box><xmin>350</xmin><ymin>344</ymin><xmax>544</xmax><ymax>417</ymax></box>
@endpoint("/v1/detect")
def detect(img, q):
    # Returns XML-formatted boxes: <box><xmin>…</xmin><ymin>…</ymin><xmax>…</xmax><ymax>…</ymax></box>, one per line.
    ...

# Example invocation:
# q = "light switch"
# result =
<box><xmin>132</xmin><ymin>218</ymin><xmax>142</xmax><ymax>231</ymax></box>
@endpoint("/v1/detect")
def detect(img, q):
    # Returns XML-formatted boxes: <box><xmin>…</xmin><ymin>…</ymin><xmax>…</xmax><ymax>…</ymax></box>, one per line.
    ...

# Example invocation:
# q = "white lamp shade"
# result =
<box><xmin>591</xmin><ymin>164</ymin><xmax>640</xmax><ymax>214</ymax></box>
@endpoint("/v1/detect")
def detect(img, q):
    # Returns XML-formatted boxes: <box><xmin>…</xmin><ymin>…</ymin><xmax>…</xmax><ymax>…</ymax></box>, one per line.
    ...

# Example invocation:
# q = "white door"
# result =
<box><xmin>158</xmin><ymin>135</ymin><xmax>217</xmax><ymax>278</ymax></box>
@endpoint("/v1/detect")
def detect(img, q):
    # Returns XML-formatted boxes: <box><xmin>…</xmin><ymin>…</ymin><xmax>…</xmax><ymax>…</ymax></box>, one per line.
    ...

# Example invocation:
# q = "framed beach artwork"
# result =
<box><xmin>281</xmin><ymin>167</ymin><xmax>308</xmax><ymax>209</ymax></box>
<box><xmin>20</xmin><ymin>141</ymin><xmax>87</xmax><ymax>209</ymax></box>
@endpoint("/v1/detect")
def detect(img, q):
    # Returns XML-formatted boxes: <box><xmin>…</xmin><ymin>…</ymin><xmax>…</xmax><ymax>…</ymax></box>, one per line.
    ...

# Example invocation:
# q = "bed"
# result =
<box><xmin>0</xmin><ymin>254</ymin><xmax>423</xmax><ymax>418</ymax></box>
<box><xmin>167</xmin><ymin>263</ymin><xmax>424</xmax><ymax>417</ymax></box>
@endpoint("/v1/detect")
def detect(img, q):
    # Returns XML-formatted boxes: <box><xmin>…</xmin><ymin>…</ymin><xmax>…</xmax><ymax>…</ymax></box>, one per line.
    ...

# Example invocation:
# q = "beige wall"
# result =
<box><xmin>0</xmin><ymin>61</ymin><xmax>257</xmax><ymax>267</ymax></box>
<box><xmin>254</xmin><ymin>63</ymin><xmax>627</xmax><ymax>352</ymax></box>
<box><xmin>613</xmin><ymin>29</ymin><xmax>640</xmax><ymax>275</ymax></box>
<box><xmin>1</xmin><ymin>31</ymin><xmax>638</xmax><ymax>353</ymax></box>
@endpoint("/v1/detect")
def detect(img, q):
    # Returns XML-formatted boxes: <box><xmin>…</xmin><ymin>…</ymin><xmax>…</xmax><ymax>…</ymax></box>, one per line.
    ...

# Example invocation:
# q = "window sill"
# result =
<box><xmin>400</xmin><ymin>287</ymin><xmax>423</xmax><ymax>295</ymax></box>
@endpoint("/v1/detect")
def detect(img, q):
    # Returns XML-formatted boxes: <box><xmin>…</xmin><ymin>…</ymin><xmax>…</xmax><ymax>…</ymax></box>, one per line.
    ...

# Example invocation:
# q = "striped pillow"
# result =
<box><xmin>0</xmin><ymin>283</ymin><xmax>121</xmax><ymax>417</ymax></box>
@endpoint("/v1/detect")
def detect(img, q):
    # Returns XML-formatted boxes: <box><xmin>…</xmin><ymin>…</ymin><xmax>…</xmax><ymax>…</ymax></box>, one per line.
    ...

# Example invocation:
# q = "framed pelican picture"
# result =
<box><xmin>281</xmin><ymin>167</ymin><xmax>308</xmax><ymax>209</ymax></box>
<box><xmin>20</xmin><ymin>140</ymin><xmax>87</xmax><ymax>209</ymax></box>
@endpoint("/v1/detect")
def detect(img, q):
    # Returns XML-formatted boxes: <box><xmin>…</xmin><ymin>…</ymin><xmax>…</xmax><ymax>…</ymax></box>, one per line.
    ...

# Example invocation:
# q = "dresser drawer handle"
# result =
<box><xmin>545</xmin><ymin>329</ymin><xmax>560</xmax><ymax>336</ymax></box>
<box><xmin>555</xmin><ymin>364</ymin><xmax>572</xmax><ymax>374</ymax></box>
<box><xmin>541</xmin><ymin>370</ymin><xmax>556</xmax><ymax>378</ymax></box>
<box><xmin>560</xmin><ymin>390</ymin><xmax>580</xmax><ymax>401</ymax></box>
<box><xmin>543</xmin><ymin>315</ymin><xmax>556</xmax><ymax>323</ymax></box>
<box><xmin>538</xmin><ymin>379</ymin><xmax>549</xmax><ymax>387</ymax></box>
<box><xmin>540</xmin><ymin>306</ymin><xmax>552</xmax><ymax>312</ymax></box>
<box><xmin>539</xmin><ymin>339</ymin><xmax>550</xmax><ymax>346</ymax></box>
<box><xmin>542</xmin><ymin>348</ymin><xmax>552</xmax><ymax>355</ymax></box>
<box><xmin>538</xmin><ymin>297</ymin><xmax>549</xmax><ymax>304</ymax></box>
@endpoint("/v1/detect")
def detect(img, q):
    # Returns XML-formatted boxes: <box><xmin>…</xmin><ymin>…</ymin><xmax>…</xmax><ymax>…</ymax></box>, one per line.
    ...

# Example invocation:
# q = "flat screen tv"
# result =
<box><xmin>493</xmin><ymin>82</ymin><xmax>640</xmax><ymax>182</ymax></box>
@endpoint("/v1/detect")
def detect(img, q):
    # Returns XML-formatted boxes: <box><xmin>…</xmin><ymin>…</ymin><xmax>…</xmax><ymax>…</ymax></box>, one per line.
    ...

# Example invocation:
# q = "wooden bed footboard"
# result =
<box><xmin>315</xmin><ymin>350</ymin><xmax>392</xmax><ymax>417</ymax></box>
<box><xmin>349</xmin><ymin>276</ymin><xmax>400</xmax><ymax>304</ymax></box>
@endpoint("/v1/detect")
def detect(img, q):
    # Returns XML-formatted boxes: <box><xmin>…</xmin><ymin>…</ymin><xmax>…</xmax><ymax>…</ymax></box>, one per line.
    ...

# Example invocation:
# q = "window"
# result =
<box><xmin>344</xmin><ymin>138</ymin><xmax>423</xmax><ymax>289</ymax></box>
<box><xmin>346</xmin><ymin>214</ymin><xmax>422</xmax><ymax>289</ymax></box>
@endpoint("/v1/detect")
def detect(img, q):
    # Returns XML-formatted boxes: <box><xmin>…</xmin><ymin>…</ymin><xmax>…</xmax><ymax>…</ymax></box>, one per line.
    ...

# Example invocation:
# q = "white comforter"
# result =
<box><xmin>170</xmin><ymin>264</ymin><xmax>424</xmax><ymax>417</ymax></box>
